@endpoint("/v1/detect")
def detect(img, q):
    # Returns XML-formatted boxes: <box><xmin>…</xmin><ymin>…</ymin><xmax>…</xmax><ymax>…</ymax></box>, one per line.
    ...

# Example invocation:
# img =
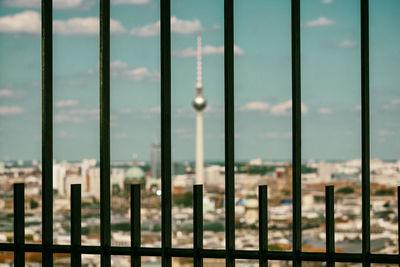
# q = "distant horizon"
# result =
<box><xmin>2</xmin><ymin>157</ymin><xmax>399</xmax><ymax>165</ymax></box>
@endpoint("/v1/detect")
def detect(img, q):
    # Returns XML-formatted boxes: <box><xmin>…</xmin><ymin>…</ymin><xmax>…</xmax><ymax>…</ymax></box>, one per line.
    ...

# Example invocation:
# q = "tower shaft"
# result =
<box><xmin>195</xmin><ymin>111</ymin><xmax>204</xmax><ymax>185</ymax></box>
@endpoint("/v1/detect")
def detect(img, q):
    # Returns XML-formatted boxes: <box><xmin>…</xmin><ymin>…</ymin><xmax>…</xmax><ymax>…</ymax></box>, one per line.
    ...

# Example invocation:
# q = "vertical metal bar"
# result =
<box><xmin>397</xmin><ymin>186</ymin><xmax>400</xmax><ymax>265</ymax></box>
<box><xmin>41</xmin><ymin>0</ymin><xmax>53</xmax><ymax>265</ymax></box>
<box><xmin>71</xmin><ymin>184</ymin><xmax>82</xmax><ymax>266</ymax></box>
<box><xmin>325</xmin><ymin>186</ymin><xmax>334</xmax><ymax>267</ymax></box>
<box><xmin>131</xmin><ymin>184</ymin><xmax>141</xmax><ymax>267</ymax></box>
<box><xmin>100</xmin><ymin>0</ymin><xmax>111</xmax><ymax>266</ymax></box>
<box><xmin>259</xmin><ymin>185</ymin><xmax>268</xmax><ymax>267</ymax></box>
<box><xmin>224</xmin><ymin>0</ymin><xmax>235</xmax><ymax>266</ymax></box>
<box><xmin>193</xmin><ymin>185</ymin><xmax>203</xmax><ymax>267</ymax></box>
<box><xmin>14</xmin><ymin>183</ymin><xmax>25</xmax><ymax>267</ymax></box>
<box><xmin>160</xmin><ymin>0</ymin><xmax>172</xmax><ymax>266</ymax></box>
<box><xmin>291</xmin><ymin>0</ymin><xmax>302</xmax><ymax>266</ymax></box>
<box><xmin>361</xmin><ymin>0</ymin><xmax>370</xmax><ymax>266</ymax></box>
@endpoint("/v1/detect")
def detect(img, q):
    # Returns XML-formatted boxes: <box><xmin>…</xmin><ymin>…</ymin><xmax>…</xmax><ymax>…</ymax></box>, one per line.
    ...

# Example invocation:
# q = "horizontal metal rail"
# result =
<box><xmin>1</xmin><ymin>243</ymin><xmax>400</xmax><ymax>263</ymax></box>
<box><xmin>3</xmin><ymin>184</ymin><xmax>400</xmax><ymax>264</ymax></box>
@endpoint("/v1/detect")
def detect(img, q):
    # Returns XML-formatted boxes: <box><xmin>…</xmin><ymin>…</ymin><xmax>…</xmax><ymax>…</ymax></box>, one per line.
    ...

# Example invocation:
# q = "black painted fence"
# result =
<box><xmin>1</xmin><ymin>0</ymin><xmax>400</xmax><ymax>266</ymax></box>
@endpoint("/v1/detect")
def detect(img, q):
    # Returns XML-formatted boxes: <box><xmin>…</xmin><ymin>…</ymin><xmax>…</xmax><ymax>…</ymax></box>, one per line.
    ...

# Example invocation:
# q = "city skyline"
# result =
<box><xmin>0</xmin><ymin>0</ymin><xmax>399</xmax><ymax>161</ymax></box>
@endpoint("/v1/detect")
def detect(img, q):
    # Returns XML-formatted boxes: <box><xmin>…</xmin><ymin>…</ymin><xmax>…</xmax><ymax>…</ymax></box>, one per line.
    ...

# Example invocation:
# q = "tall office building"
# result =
<box><xmin>53</xmin><ymin>163</ymin><xmax>66</xmax><ymax>195</ymax></box>
<box><xmin>192</xmin><ymin>35</ymin><xmax>207</xmax><ymax>185</ymax></box>
<box><xmin>151</xmin><ymin>142</ymin><xmax>161</xmax><ymax>179</ymax></box>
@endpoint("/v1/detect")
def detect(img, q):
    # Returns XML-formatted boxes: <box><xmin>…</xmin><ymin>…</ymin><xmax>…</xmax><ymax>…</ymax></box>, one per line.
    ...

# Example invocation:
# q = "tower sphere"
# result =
<box><xmin>193</xmin><ymin>95</ymin><xmax>207</xmax><ymax>111</ymax></box>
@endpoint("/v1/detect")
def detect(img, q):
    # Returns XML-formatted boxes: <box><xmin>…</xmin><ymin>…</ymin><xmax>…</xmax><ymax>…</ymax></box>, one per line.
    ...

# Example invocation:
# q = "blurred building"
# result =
<box><xmin>53</xmin><ymin>163</ymin><xmax>66</xmax><ymax>196</ymax></box>
<box><xmin>87</xmin><ymin>167</ymin><xmax>100</xmax><ymax>199</ymax></box>
<box><xmin>204</xmin><ymin>165</ymin><xmax>224</xmax><ymax>187</ymax></box>
<box><xmin>151</xmin><ymin>142</ymin><xmax>161</xmax><ymax>179</ymax></box>
<box><xmin>124</xmin><ymin>155</ymin><xmax>146</xmax><ymax>191</ymax></box>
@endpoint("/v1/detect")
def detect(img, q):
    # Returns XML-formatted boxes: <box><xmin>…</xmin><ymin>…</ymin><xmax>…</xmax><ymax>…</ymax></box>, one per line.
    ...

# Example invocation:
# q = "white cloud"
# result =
<box><xmin>145</xmin><ymin>106</ymin><xmax>161</xmax><ymax>113</ymax></box>
<box><xmin>111</xmin><ymin>0</ymin><xmax>149</xmax><ymax>4</ymax></box>
<box><xmin>0</xmin><ymin>11</ymin><xmax>125</xmax><ymax>35</ymax></box>
<box><xmin>270</xmin><ymin>101</ymin><xmax>291</xmax><ymax>115</ymax></box>
<box><xmin>131</xmin><ymin>16</ymin><xmax>203</xmax><ymax>37</ymax></box>
<box><xmin>54</xmin><ymin>17</ymin><xmax>125</xmax><ymax>35</ymax></box>
<box><xmin>131</xmin><ymin>22</ymin><xmax>158</xmax><ymax>36</ymax></box>
<box><xmin>69</xmin><ymin>108</ymin><xmax>99</xmax><ymax>115</ymax></box>
<box><xmin>383</xmin><ymin>99</ymin><xmax>400</xmax><ymax>110</ymax></box>
<box><xmin>111</xmin><ymin>60</ymin><xmax>129</xmax><ymax>70</ymax></box>
<box><xmin>321</xmin><ymin>0</ymin><xmax>333</xmax><ymax>4</ymax></box>
<box><xmin>173</xmin><ymin>44</ymin><xmax>244</xmax><ymax>58</ymax></box>
<box><xmin>56</xmin><ymin>130</ymin><xmax>73</xmax><ymax>138</ymax></box>
<box><xmin>3</xmin><ymin>0</ymin><xmax>148</xmax><ymax>9</ymax></box>
<box><xmin>144</xmin><ymin>105</ymin><xmax>216</xmax><ymax>119</ymax></box>
<box><xmin>261</xmin><ymin>131</ymin><xmax>292</xmax><ymax>139</ymax></box>
<box><xmin>111</xmin><ymin>60</ymin><xmax>160</xmax><ymax>81</ymax></box>
<box><xmin>0</xmin><ymin>89</ymin><xmax>14</xmax><ymax>98</ymax></box>
<box><xmin>306</xmin><ymin>17</ymin><xmax>335</xmax><ymax>28</ymax></box>
<box><xmin>170</xmin><ymin>17</ymin><xmax>203</xmax><ymax>34</ymax></box>
<box><xmin>240</xmin><ymin>101</ymin><xmax>269</xmax><ymax>112</ymax></box>
<box><xmin>3</xmin><ymin>0</ymin><xmax>94</xmax><ymax>9</ymax></box>
<box><xmin>269</xmin><ymin>100</ymin><xmax>308</xmax><ymax>116</ymax></box>
<box><xmin>125</xmin><ymin>67</ymin><xmax>160</xmax><ymax>81</ymax></box>
<box><xmin>337</xmin><ymin>40</ymin><xmax>357</xmax><ymax>48</ymax></box>
<box><xmin>55</xmin><ymin>0</ymin><xmax>91</xmax><ymax>8</ymax></box>
<box><xmin>55</xmin><ymin>99</ymin><xmax>79</xmax><ymax>108</ymax></box>
<box><xmin>377</xmin><ymin>129</ymin><xmax>394</xmax><ymax>136</ymax></box>
<box><xmin>352</xmin><ymin>105</ymin><xmax>361</xmax><ymax>111</ymax></box>
<box><xmin>0</xmin><ymin>10</ymin><xmax>41</xmax><ymax>34</ymax></box>
<box><xmin>54</xmin><ymin>107</ymin><xmax>99</xmax><ymax>123</ymax></box>
<box><xmin>0</xmin><ymin>106</ymin><xmax>24</xmax><ymax>115</ymax></box>
<box><xmin>317</xmin><ymin>107</ymin><xmax>332</xmax><ymax>115</ymax></box>
<box><xmin>54</xmin><ymin>113</ymin><xmax>84</xmax><ymax>123</ymax></box>
<box><xmin>3</xmin><ymin>0</ymin><xmax>41</xmax><ymax>8</ymax></box>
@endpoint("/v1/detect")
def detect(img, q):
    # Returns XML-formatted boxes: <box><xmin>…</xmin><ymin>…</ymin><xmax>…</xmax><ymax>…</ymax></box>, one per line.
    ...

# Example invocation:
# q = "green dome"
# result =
<box><xmin>125</xmin><ymin>166</ymin><xmax>145</xmax><ymax>181</ymax></box>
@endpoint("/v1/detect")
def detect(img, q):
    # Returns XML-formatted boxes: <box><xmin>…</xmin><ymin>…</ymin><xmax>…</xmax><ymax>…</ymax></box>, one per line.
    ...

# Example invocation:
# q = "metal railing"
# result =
<box><xmin>0</xmin><ymin>0</ymin><xmax>399</xmax><ymax>266</ymax></box>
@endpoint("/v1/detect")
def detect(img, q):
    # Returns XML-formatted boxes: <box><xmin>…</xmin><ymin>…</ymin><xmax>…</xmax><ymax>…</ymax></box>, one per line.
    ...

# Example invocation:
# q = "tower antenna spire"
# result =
<box><xmin>196</xmin><ymin>35</ymin><xmax>202</xmax><ymax>89</ymax></box>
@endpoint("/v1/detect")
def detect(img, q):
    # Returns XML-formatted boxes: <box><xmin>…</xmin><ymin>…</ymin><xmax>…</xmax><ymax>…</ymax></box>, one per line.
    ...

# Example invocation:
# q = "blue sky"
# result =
<box><xmin>0</xmin><ymin>0</ymin><xmax>399</xmax><ymax>162</ymax></box>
